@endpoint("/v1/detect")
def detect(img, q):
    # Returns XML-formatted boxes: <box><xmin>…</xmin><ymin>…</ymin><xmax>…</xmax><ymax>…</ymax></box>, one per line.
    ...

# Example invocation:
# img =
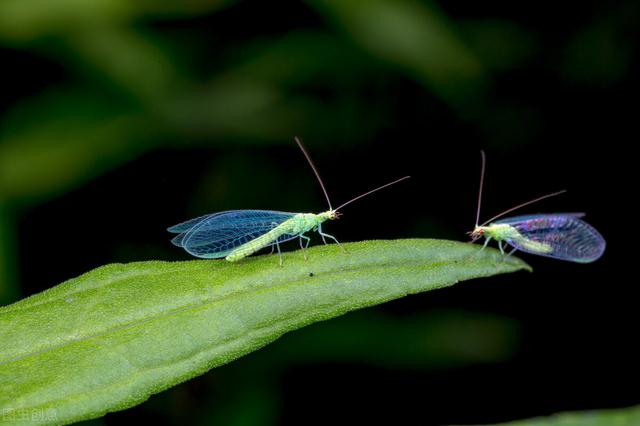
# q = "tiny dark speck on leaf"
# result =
<box><xmin>309</xmin><ymin>272</ymin><xmax>314</xmax><ymax>277</ymax></box>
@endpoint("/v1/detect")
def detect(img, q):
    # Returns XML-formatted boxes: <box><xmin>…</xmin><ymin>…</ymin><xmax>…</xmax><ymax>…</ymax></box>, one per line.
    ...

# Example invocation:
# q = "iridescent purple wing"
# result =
<box><xmin>495</xmin><ymin>213</ymin><xmax>605</xmax><ymax>263</ymax></box>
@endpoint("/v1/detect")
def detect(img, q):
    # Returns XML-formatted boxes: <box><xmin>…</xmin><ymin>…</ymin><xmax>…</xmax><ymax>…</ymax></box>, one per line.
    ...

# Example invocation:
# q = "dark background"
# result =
<box><xmin>0</xmin><ymin>1</ymin><xmax>637</xmax><ymax>425</ymax></box>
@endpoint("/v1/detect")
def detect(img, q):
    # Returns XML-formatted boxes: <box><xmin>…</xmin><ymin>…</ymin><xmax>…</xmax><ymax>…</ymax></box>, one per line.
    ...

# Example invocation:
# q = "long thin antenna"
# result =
<box><xmin>334</xmin><ymin>176</ymin><xmax>411</xmax><ymax>213</ymax></box>
<box><xmin>480</xmin><ymin>190</ymin><xmax>567</xmax><ymax>226</ymax></box>
<box><xmin>475</xmin><ymin>150</ymin><xmax>486</xmax><ymax>226</ymax></box>
<box><xmin>294</xmin><ymin>137</ymin><xmax>333</xmax><ymax>210</ymax></box>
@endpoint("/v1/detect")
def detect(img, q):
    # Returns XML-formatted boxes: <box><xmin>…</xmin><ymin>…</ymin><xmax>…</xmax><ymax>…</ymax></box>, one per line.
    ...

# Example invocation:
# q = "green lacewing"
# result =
<box><xmin>469</xmin><ymin>151</ymin><xmax>605</xmax><ymax>263</ymax></box>
<box><xmin>169</xmin><ymin>138</ymin><xmax>410</xmax><ymax>265</ymax></box>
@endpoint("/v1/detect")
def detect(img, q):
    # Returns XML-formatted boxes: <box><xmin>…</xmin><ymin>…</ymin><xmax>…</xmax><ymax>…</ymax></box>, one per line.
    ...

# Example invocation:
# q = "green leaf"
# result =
<box><xmin>0</xmin><ymin>239</ymin><xmax>529</xmax><ymax>424</ymax></box>
<box><xmin>489</xmin><ymin>405</ymin><xmax>640</xmax><ymax>425</ymax></box>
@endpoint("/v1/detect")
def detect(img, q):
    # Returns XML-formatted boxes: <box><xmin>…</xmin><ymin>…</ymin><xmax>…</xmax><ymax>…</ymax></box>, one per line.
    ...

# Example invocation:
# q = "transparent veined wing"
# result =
<box><xmin>169</xmin><ymin>210</ymin><xmax>298</xmax><ymax>258</ymax></box>
<box><xmin>495</xmin><ymin>213</ymin><xmax>605</xmax><ymax>263</ymax></box>
<box><xmin>167</xmin><ymin>213</ymin><xmax>220</xmax><ymax>234</ymax></box>
<box><xmin>168</xmin><ymin>213</ymin><xmax>224</xmax><ymax>247</ymax></box>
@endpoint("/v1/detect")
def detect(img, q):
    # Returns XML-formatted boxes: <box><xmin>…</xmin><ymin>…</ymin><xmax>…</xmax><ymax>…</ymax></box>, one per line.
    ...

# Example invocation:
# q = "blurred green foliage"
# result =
<box><xmin>254</xmin><ymin>309</ymin><xmax>520</xmax><ymax>369</ymax></box>
<box><xmin>0</xmin><ymin>0</ymin><xmax>537</xmax><ymax>211</ymax></box>
<box><xmin>0</xmin><ymin>0</ymin><xmax>532</xmax><ymax>302</ymax></box>
<box><xmin>492</xmin><ymin>405</ymin><xmax>640</xmax><ymax>426</ymax></box>
<box><xmin>0</xmin><ymin>0</ymin><xmax>634</xmax><ymax>211</ymax></box>
<box><xmin>313</xmin><ymin>0</ymin><xmax>488</xmax><ymax>105</ymax></box>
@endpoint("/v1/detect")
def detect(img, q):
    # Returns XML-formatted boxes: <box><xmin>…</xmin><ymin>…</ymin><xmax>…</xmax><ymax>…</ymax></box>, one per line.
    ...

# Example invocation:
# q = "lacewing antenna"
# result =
<box><xmin>473</xmin><ymin>150</ymin><xmax>567</xmax><ymax>227</ymax></box>
<box><xmin>479</xmin><ymin>190</ymin><xmax>567</xmax><ymax>226</ymax></box>
<box><xmin>295</xmin><ymin>136</ymin><xmax>409</xmax><ymax>214</ymax></box>
<box><xmin>334</xmin><ymin>176</ymin><xmax>411</xmax><ymax>213</ymax></box>
<box><xmin>475</xmin><ymin>150</ymin><xmax>487</xmax><ymax>226</ymax></box>
<box><xmin>295</xmin><ymin>136</ymin><xmax>333</xmax><ymax>210</ymax></box>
